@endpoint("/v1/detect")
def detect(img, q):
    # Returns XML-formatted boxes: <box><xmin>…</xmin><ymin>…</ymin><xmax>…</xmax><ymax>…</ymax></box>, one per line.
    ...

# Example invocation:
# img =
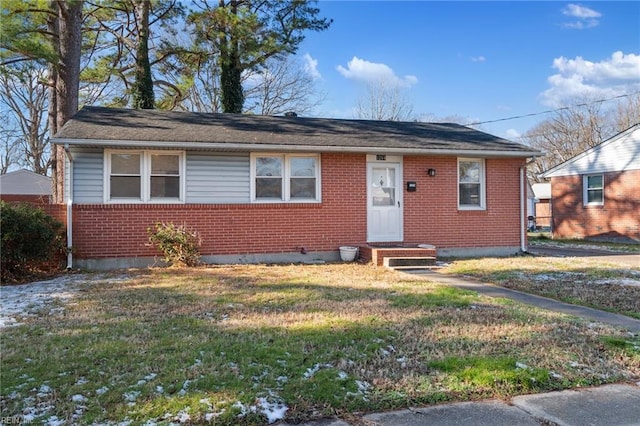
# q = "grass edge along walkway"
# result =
<box><xmin>409</xmin><ymin>270</ymin><xmax>640</xmax><ymax>333</ymax></box>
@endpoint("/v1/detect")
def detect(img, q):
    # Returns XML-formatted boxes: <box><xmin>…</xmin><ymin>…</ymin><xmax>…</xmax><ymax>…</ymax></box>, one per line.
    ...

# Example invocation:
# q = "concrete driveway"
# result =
<box><xmin>528</xmin><ymin>243</ymin><xmax>640</xmax><ymax>268</ymax></box>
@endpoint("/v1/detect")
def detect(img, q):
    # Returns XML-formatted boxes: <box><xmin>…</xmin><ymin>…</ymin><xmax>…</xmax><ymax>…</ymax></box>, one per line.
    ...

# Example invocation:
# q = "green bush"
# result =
<box><xmin>147</xmin><ymin>222</ymin><xmax>201</xmax><ymax>267</ymax></box>
<box><xmin>1</xmin><ymin>201</ymin><xmax>65</xmax><ymax>282</ymax></box>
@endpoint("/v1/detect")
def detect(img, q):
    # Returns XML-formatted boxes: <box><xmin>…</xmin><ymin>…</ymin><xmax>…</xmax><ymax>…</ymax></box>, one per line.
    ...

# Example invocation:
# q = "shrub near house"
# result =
<box><xmin>0</xmin><ymin>201</ymin><xmax>65</xmax><ymax>282</ymax></box>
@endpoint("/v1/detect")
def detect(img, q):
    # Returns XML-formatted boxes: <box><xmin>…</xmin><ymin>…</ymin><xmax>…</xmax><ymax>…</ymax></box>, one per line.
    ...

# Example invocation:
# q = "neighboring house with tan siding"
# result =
<box><xmin>50</xmin><ymin>106</ymin><xmax>542</xmax><ymax>270</ymax></box>
<box><xmin>542</xmin><ymin>124</ymin><xmax>640</xmax><ymax>242</ymax></box>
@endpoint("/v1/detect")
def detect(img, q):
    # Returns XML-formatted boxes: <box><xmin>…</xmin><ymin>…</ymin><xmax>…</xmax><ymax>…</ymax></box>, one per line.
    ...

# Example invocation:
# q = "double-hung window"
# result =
<box><xmin>251</xmin><ymin>154</ymin><xmax>320</xmax><ymax>202</ymax></box>
<box><xmin>583</xmin><ymin>174</ymin><xmax>604</xmax><ymax>206</ymax></box>
<box><xmin>458</xmin><ymin>158</ymin><xmax>486</xmax><ymax>210</ymax></box>
<box><xmin>106</xmin><ymin>150</ymin><xmax>184</xmax><ymax>202</ymax></box>
<box><xmin>110</xmin><ymin>152</ymin><xmax>142</xmax><ymax>199</ymax></box>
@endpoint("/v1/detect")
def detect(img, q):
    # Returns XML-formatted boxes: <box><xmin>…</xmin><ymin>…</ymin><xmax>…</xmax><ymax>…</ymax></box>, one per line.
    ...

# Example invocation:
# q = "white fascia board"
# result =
<box><xmin>53</xmin><ymin>138</ymin><xmax>542</xmax><ymax>158</ymax></box>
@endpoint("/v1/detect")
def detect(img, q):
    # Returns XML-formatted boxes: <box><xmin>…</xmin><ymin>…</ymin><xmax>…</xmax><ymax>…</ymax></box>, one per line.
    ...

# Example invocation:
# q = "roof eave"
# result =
<box><xmin>541</xmin><ymin>124</ymin><xmax>640</xmax><ymax>178</ymax></box>
<box><xmin>52</xmin><ymin>138</ymin><xmax>543</xmax><ymax>158</ymax></box>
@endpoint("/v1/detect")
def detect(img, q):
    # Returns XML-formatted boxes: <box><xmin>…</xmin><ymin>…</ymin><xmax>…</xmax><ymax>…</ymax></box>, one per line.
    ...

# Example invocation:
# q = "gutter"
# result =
<box><xmin>64</xmin><ymin>144</ymin><xmax>73</xmax><ymax>270</ymax></box>
<box><xmin>52</xmin><ymin>138</ymin><xmax>543</xmax><ymax>159</ymax></box>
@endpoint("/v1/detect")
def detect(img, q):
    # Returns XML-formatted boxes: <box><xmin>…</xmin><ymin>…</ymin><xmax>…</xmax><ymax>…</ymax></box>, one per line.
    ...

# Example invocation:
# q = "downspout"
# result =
<box><xmin>520</xmin><ymin>158</ymin><xmax>536</xmax><ymax>253</ymax></box>
<box><xmin>64</xmin><ymin>144</ymin><xmax>73</xmax><ymax>269</ymax></box>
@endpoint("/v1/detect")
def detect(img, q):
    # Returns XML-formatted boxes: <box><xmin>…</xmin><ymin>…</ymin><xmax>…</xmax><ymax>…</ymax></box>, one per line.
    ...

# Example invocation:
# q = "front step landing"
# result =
<box><xmin>383</xmin><ymin>256</ymin><xmax>438</xmax><ymax>271</ymax></box>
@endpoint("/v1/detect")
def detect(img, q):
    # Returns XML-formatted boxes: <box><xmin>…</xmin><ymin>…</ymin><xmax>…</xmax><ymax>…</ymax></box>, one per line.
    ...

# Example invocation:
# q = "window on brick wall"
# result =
<box><xmin>105</xmin><ymin>150</ymin><xmax>184</xmax><ymax>203</ymax></box>
<box><xmin>251</xmin><ymin>154</ymin><xmax>320</xmax><ymax>202</ymax></box>
<box><xmin>583</xmin><ymin>174</ymin><xmax>604</xmax><ymax>206</ymax></box>
<box><xmin>458</xmin><ymin>158</ymin><xmax>486</xmax><ymax>210</ymax></box>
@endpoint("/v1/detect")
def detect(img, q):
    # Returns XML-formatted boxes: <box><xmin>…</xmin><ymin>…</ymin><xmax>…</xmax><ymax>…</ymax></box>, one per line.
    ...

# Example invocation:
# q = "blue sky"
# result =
<box><xmin>293</xmin><ymin>1</ymin><xmax>640</xmax><ymax>140</ymax></box>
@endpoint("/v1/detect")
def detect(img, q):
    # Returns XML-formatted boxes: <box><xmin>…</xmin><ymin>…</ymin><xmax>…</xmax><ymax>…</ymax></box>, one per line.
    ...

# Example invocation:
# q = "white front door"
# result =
<box><xmin>367</xmin><ymin>162</ymin><xmax>402</xmax><ymax>242</ymax></box>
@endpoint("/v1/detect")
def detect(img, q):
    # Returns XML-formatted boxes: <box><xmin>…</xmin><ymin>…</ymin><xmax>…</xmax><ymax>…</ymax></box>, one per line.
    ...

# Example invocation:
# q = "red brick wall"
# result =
<box><xmin>551</xmin><ymin>170</ymin><xmax>640</xmax><ymax>241</ymax></box>
<box><xmin>1</xmin><ymin>194</ymin><xmax>51</xmax><ymax>205</ymax></box>
<box><xmin>403</xmin><ymin>156</ymin><xmax>525</xmax><ymax>248</ymax></box>
<box><xmin>50</xmin><ymin>153</ymin><xmax>527</xmax><ymax>261</ymax></box>
<box><xmin>534</xmin><ymin>200</ymin><xmax>551</xmax><ymax>228</ymax></box>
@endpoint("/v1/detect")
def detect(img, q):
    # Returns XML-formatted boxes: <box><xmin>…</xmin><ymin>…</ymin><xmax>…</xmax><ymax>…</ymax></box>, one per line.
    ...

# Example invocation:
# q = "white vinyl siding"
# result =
<box><xmin>186</xmin><ymin>152</ymin><xmax>250</xmax><ymax>203</ymax></box>
<box><xmin>543</xmin><ymin>127</ymin><xmax>640</xmax><ymax>178</ymax></box>
<box><xmin>72</xmin><ymin>150</ymin><xmax>104</xmax><ymax>203</ymax></box>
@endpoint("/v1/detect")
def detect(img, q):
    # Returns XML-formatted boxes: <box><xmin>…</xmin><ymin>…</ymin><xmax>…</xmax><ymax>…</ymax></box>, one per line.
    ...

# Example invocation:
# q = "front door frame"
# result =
<box><xmin>366</xmin><ymin>154</ymin><xmax>403</xmax><ymax>243</ymax></box>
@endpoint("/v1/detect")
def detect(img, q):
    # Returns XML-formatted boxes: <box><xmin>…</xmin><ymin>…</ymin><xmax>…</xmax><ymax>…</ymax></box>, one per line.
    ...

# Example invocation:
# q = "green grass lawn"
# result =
<box><xmin>528</xmin><ymin>234</ymin><xmax>640</xmax><ymax>253</ymax></box>
<box><xmin>1</xmin><ymin>264</ymin><xmax>639</xmax><ymax>425</ymax></box>
<box><xmin>442</xmin><ymin>256</ymin><xmax>640</xmax><ymax>319</ymax></box>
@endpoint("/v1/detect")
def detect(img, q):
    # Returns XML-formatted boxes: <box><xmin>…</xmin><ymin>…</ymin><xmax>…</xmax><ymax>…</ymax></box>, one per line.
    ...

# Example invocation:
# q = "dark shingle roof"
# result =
<box><xmin>52</xmin><ymin>106</ymin><xmax>541</xmax><ymax>157</ymax></box>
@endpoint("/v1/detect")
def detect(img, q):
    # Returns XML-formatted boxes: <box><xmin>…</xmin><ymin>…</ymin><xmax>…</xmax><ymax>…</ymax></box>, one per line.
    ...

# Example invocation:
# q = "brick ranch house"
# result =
<box><xmin>541</xmin><ymin>123</ymin><xmax>640</xmax><ymax>242</ymax></box>
<box><xmin>50</xmin><ymin>106</ymin><xmax>542</xmax><ymax>270</ymax></box>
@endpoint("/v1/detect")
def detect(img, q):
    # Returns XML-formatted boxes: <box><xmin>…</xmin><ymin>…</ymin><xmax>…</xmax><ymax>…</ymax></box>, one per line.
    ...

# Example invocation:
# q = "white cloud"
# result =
<box><xmin>561</xmin><ymin>4</ymin><xmax>601</xmax><ymax>29</ymax></box>
<box><xmin>336</xmin><ymin>56</ymin><xmax>418</xmax><ymax>87</ymax></box>
<box><xmin>539</xmin><ymin>51</ymin><xmax>640</xmax><ymax>108</ymax></box>
<box><xmin>471</xmin><ymin>56</ymin><xmax>486</xmax><ymax>63</ymax></box>
<box><xmin>505</xmin><ymin>129</ymin><xmax>521</xmax><ymax>139</ymax></box>
<box><xmin>303</xmin><ymin>53</ymin><xmax>321</xmax><ymax>80</ymax></box>
<box><xmin>563</xmin><ymin>3</ymin><xmax>601</xmax><ymax>19</ymax></box>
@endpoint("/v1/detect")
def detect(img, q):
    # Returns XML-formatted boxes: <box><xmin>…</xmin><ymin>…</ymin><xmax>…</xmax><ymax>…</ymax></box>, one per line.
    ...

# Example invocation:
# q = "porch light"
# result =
<box><xmin>427</xmin><ymin>168</ymin><xmax>436</xmax><ymax>177</ymax></box>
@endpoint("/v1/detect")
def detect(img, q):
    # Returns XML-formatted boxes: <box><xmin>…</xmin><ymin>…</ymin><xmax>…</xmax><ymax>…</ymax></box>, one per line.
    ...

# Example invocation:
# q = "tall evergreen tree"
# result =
<box><xmin>1</xmin><ymin>0</ymin><xmax>83</xmax><ymax>201</ymax></box>
<box><xmin>131</xmin><ymin>0</ymin><xmax>155</xmax><ymax>109</ymax></box>
<box><xmin>189</xmin><ymin>0</ymin><xmax>331</xmax><ymax>113</ymax></box>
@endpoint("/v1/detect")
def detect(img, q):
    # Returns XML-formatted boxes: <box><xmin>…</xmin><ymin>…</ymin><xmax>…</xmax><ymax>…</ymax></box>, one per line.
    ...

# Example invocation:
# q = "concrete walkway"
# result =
<box><xmin>412</xmin><ymin>270</ymin><xmax>640</xmax><ymax>333</ymax></box>
<box><xmin>292</xmin><ymin>383</ymin><xmax>640</xmax><ymax>426</ymax></box>
<box><xmin>362</xmin><ymin>384</ymin><xmax>640</xmax><ymax>426</ymax></box>
<box><xmin>288</xmin><ymin>266</ymin><xmax>640</xmax><ymax>426</ymax></box>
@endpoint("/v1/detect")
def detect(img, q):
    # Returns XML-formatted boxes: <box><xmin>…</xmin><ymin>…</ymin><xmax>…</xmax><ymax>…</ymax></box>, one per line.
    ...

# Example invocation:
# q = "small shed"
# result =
<box><xmin>531</xmin><ymin>182</ymin><xmax>551</xmax><ymax>229</ymax></box>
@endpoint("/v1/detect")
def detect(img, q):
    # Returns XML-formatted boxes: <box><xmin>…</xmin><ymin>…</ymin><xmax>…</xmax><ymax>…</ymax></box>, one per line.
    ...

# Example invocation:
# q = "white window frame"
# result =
<box><xmin>583</xmin><ymin>174</ymin><xmax>604</xmax><ymax>206</ymax></box>
<box><xmin>457</xmin><ymin>157</ymin><xmax>486</xmax><ymax>210</ymax></box>
<box><xmin>250</xmin><ymin>153</ymin><xmax>321</xmax><ymax>203</ymax></box>
<box><xmin>104</xmin><ymin>149</ymin><xmax>185</xmax><ymax>203</ymax></box>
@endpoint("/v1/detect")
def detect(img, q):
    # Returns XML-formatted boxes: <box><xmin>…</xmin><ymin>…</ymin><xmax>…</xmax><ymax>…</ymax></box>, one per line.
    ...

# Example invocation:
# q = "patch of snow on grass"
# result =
<box><xmin>44</xmin><ymin>415</ymin><xmax>66</xmax><ymax>426</ymax></box>
<box><xmin>178</xmin><ymin>379</ymin><xmax>191</xmax><ymax>396</ymax></box>
<box><xmin>303</xmin><ymin>363</ymin><xmax>332</xmax><ymax>379</ymax></box>
<box><xmin>96</xmin><ymin>386</ymin><xmax>109</xmax><ymax>395</ymax></box>
<box><xmin>174</xmin><ymin>410</ymin><xmax>191</xmax><ymax>423</ymax></box>
<box><xmin>256</xmin><ymin>397</ymin><xmax>288</xmax><ymax>424</ymax></box>
<box><xmin>595</xmin><ymin>279</ymin><xmax>640</xmax><ymax>287</ymax></box>
<box><xmin>123</xmin><ymin>390</ymin><xmax>141</xmax><ymax>405</ymax></box>
<box><xmin>205</xmin><ymin>410</ymin><xmax>226</xmax><ymax>421</ymax></box>
<box><xmin>71</xmin><ymin>394</ymin><xmax>87</xmax><ymax>402</ymax></box>
<box><xmin>0</xmin><ymin>273</ymin><xmax>131</xmax><ymax>328</ymax></box>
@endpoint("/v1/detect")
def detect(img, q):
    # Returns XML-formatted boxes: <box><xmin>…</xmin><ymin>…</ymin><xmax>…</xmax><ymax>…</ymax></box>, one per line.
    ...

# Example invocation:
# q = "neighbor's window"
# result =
<box><xmin>458</xmin><ymin>158</ymin><xmax>485</xmax><ymax>209</ymax></box>
<box><xmin>251</xmin><ymin>154</ymin><xmax>320</xmax><ymax>202</ymax></box>
<box><xmin>106</xmin><ymin>150</ymin><xmax>184</xmax><ymax>202</ymax></box>
<box><xmin>583</xmin><ymin>174</ymin><xmax>604</xmax><ymax>205</ymax></box>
